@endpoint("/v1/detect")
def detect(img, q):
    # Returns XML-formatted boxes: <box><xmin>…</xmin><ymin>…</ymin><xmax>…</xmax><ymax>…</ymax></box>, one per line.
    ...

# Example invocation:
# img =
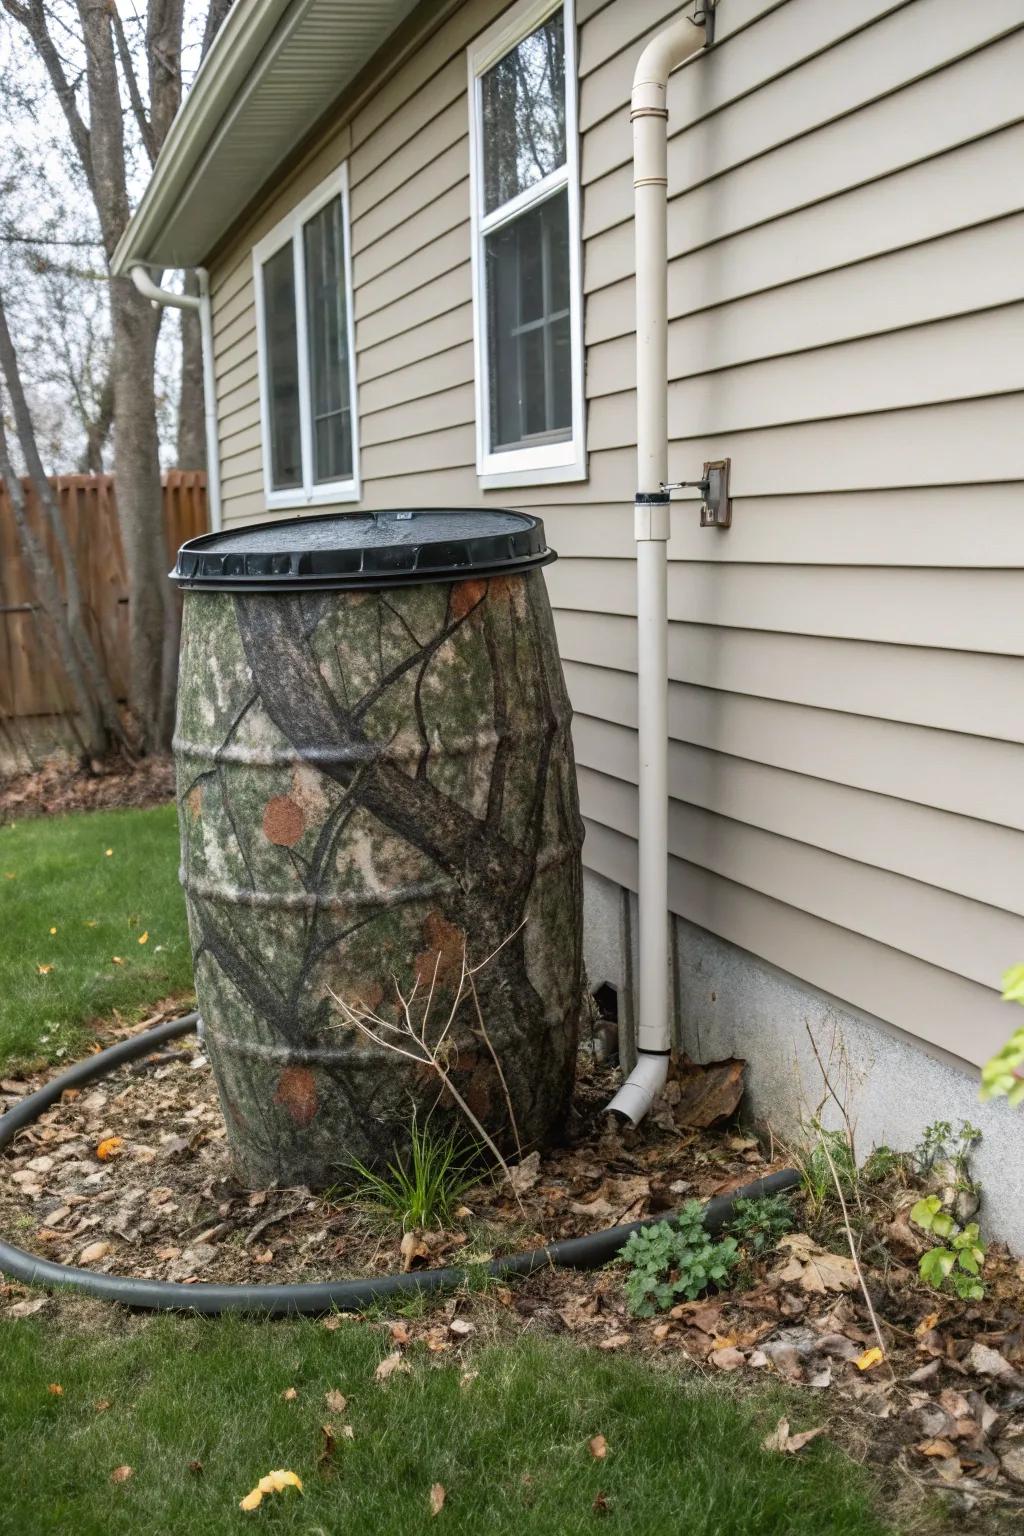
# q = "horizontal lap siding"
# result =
<box><xmin>208</xmin><ymin>0</ymin><xmax>1024</xmax><ymax>1068</ymax></box>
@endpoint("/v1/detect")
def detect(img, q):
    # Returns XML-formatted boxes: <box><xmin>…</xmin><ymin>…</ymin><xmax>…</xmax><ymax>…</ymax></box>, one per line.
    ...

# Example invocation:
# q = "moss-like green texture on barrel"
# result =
<box><xmin>174</xmin><ymin>571</ymin><xmax>585</xmax><ymax>1188</ymax></box>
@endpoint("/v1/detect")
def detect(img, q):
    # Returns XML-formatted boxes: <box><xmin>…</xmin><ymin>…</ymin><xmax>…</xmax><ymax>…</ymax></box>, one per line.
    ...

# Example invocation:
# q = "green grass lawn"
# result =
<box><xmin>0</xmin><ymin>803</ymin><xmax>192</xmax><ymax>1068</ymax></box>
<box><xmin>0</xmin><ymin>1316</ymin><xmax>893</xmax><ymax>1536</ymax></box>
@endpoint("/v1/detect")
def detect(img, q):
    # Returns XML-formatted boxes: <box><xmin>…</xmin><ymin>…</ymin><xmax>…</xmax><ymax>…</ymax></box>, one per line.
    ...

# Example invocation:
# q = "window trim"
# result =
<box><xmin>252</xmin><ymin>163</ymin><xmax>360</xmax><ymax>510</ymax></box>
<box><xmin>467</xmin><ymin>0</ymin><xmax>586</xmax><ymax>489</ymax></box>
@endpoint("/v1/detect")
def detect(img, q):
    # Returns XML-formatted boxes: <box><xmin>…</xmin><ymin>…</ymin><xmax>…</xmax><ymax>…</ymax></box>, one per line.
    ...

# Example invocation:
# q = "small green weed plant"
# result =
<box><xmin>981</xmin><ymin>964</ymin><xmax>1024</xmax><ymax>1106</ymax></box>
<box><xmin>347</xmin><ymin>1112</ymin><xmax>480</xmax><ymax>1229</ymax></box>
<box><xmin>910</xmin><ymin>1194</ymin><xmax>987</xmax><ymax>1301</ymax></box>
<box><xmin>620</xmin><ymin>1201</ymin><xmax>740</xmax><ymax>1317</ymax></box>
<box><xmin>913</xmin><ymin>1118</ymin><xmax>980</xmax><ymax>1184</ymax></box>
<box><xmin>725</xmin><ymin>1194</ymin><xmax>795</xmax><ymax>1256</ymax></box>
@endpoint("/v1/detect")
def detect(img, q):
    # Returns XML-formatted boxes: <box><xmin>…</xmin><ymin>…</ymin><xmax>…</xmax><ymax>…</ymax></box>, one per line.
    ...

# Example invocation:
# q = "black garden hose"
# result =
<box><xmin>0</xmin><ymin>1015</ymin><xmax>800</xmax><ymax>1316</ymax></box>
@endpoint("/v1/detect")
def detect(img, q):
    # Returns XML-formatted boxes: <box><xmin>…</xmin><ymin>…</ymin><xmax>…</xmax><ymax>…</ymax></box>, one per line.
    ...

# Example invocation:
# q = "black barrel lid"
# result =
<box><xmin>172</xmin><ymin>509</ymin><xmax>555</xmax><ymax>591</ymax></box>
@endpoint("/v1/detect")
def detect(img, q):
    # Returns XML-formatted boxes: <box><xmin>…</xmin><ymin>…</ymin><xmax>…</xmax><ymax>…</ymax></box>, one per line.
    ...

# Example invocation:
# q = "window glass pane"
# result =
<box><xmin>481</xmin><ymin>9</ymin><xmax>565</xmax><ymax>214</ymax></box>
<box><xmin>485</xmin><ymin>187</ymin><xmax>571</xmax><ymax>451</ymax></box>
<box><xmin>262</xmin><ymin>244</ymin><xmax>301</xmax><ymax>490</ymax></box>
<box><xmin>303</xmin><ymin>195</ymin><xmax>352</xmax><ymax>484</ymax></box>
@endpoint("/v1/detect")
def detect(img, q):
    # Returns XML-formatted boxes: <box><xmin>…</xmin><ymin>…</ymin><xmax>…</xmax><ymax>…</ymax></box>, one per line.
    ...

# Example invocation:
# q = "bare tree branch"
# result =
<box><xmin>2</xmin><ymin>0</ymin><xmax>96</xmax><ymax>199</ymax></box>
<box><xmin>110</xmin><ymin>3</ymin><xmax>157</xmax><ymax>165</ymax></box>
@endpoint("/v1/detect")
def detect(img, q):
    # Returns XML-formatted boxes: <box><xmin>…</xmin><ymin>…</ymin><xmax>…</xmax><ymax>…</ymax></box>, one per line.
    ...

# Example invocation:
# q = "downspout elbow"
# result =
<box><xmin>606</xmin><ymin>1051</ymin><xmax>671</xmax><ymax>1125</ymax></box>
<box><xmin>129</xmin><ymin>264</ymin><xmax>200</xmax><ymax>312</ymax></box>
<box><xmin>632</xmin><ymin>6</ymin><xmax>710</xmax><ymax>107</ymax></box>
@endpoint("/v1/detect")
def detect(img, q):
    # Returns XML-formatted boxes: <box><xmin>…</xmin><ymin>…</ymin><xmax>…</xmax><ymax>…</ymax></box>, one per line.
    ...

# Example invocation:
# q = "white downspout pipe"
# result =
<box><xmin>129</xmin><ymin>264</ymin><xmax>223</xmax><ymax>533</ymax></box>
<box><xmin>606</xmin><ymin>6</ymin><xmax>711</xmax><ymax>1124</ymax></box>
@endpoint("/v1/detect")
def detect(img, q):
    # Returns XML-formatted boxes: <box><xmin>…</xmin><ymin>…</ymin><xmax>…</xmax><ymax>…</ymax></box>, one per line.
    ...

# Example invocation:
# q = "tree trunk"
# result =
<box><xmin>110</xmin><ymin>272</ymin><xmax>173</xmax><ymax>748</ymax></box>
<box><xmin>177</xmin><ymin>272</ymin><xmax>206</xmax><ymax>469</ymax></box>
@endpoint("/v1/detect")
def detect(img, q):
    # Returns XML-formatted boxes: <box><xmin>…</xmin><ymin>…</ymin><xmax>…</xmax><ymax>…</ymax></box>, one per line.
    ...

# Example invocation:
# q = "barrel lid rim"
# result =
<box><xmin>171</xmin><ymin>507</ymin><xmax>555</xmax><ymax>591</ymax></box>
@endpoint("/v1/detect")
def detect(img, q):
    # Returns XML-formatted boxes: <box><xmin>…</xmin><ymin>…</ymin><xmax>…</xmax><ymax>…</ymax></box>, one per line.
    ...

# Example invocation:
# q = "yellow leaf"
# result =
<box><xmin>84</xmin><ymin>919</ymin><xmax>98</xmax><ymax>928</ymax></box>
<box><xmin>96</xmin><ymin>1137</ymin><xmax>124</xmax><ymax>1162</ymax></box>
<box><xmin>36</xmin><ymin>964</ymin><xmax>53</xmax><ymax>976</ymax></box>
<box><xmin>111</xmin><ymin>956</ymin><xmax>124</xmax><ymax>965</ymax></box>
<box><xmin>104</xmin><ymin>849</ymin><xmax>113</xmax><ymax>857</ymax></box>
<box><xmin>856</xmin><ymin>1346</ymin><xmax>884</xmax><ymax>1371</ymax></box>
<box><xmin>49</xmin><ymin>926</ymin><xmax>57</xmax><ymax>936</ymax></box>
<box><xmin>240</xmin><ymin>1470</ymin><xmax>303</xmax><ymax>1511</ymax></box>
<box><xmin>914</xmin><ymin>1312</ymin><xmax>939</xmax><ymax>1338</ymax></box>
<box><xmin>47</xmin><ymin>1383</ymin><xmax>63</xmax><ymax>1396</ymax></box>
<box><xmin>3</xmin><ymin>872</ymin><xmax>15</xmax><ymax>880</ymax></box>
<box><xmin>138</xmin><ymin>931</ymin><xmax>149</xmax><ymax>945</ymax></box>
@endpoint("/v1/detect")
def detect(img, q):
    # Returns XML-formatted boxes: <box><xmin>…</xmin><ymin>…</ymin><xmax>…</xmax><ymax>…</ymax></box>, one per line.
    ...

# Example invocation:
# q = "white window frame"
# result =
<box><xmin>252</xmin><ymin>163</ymin><xmax>360</xmax><ymax>510</ymax></box>
<box><xmin>467</xmin><ymin>0</ymin><xmax>586</xmax><ymax>489</ymax></box>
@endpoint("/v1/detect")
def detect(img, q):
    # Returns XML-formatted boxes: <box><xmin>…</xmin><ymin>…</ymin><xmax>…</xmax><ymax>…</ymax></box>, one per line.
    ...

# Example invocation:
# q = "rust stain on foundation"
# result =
<box><xmin>273</xmin><ymin>1067</ymin><xmax>319</xmax><ymax>1127</ymax></box>
<box><xmin>262</xmin><ymin>794</ymin><xmax>305</xmax><ymax>847</ymax></box>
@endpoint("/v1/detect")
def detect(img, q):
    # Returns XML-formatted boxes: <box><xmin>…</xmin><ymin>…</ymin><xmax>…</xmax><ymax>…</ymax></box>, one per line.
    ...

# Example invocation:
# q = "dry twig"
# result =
<box><xmin>327</xmin><ymin>925</ymin><xmax>528</xmax><ymax>1212</ymax></box>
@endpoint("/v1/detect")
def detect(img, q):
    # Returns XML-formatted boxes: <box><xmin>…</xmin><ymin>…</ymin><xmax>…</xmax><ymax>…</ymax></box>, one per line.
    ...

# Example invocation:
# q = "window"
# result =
<box><xmin>253</xmin><ymin>166</ymin><xmax>359</xmax><ymax>508</ymax></box>
<box><xmin>468</xmin><ymin>0</ymin><xmax>585</xmax><ymax>487</ymax></box>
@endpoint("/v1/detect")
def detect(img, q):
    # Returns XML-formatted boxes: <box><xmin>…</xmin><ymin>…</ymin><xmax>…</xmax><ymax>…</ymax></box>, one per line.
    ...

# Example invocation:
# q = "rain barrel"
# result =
<box><xmin>172</xmin><ymin>510</ymin><xmax>585</xmax><ymax>1189</ymax></box>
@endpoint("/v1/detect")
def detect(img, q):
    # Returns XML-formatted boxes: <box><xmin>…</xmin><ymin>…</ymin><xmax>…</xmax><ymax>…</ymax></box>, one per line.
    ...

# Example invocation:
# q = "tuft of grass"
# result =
<box><xmin>0</xmin><ymin>1314</ymin><xmax>895</xmax><ymax>1536</ymax></box>
<box><xmin>0</xmin><ymin>804</ymin><xmax>192</xmax><ymax>1069</ymax></box>
<box><xmin>347</xmin><ymin>1112</ymin><xmax>482</xmax><ymax>1229</ymax></box>
<box><xmin>792</xmin><ymin>1123</ymin><xmax>859</xmax><ymax>1223</ymax></box>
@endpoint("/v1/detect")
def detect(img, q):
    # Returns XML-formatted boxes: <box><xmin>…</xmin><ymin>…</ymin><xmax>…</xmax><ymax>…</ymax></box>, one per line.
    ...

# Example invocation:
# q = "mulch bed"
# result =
<box><xmin>0</xmin><ymin>755</ymin><xmax>175</xmax><ymax>824</ymax></box>
<box><xmin>2</xmin><ymin>1022</ymin><xmax>1023</xmax><ymax>1529</ymax></box>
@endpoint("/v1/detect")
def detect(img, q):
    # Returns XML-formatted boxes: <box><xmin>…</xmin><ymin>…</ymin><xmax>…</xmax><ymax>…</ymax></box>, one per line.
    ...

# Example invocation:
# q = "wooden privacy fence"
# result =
<box><xmin>0</xmin><ymin>471</ymin><xmax>207</xmax><ymax>722</ymax></box>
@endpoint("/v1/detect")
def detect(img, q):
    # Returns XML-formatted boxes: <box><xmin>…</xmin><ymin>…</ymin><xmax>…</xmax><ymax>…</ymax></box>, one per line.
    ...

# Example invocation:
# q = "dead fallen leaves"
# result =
<box><xmin>400</xmin><ymin>1230</ymin><xmax>430</xmax><ymax>1272</ymax></box>
<box><xmin>281</xmin><ymin>1387</ymin><xmax>298</xmax><ymax>1402</ymax></box>
<box><xmin>429</xmin><ymin>1483</ymin><xmax>446</xmax><ymax>1516</ymax></box>
<box><xmin>762</xmin><ymin>1418</ymin><xmax>826</xmax><ymax>1455</ymax></box>
<box><xmin>506</xmin><ymin>1151</ymin><xmax>541</xmax><ymax>1193</ymax></box>
<box><xmin>110</xmin><ymin>1465</ymin><xmax>133</xmax><ymax>1485</ymax></box>
<box><xmin>375</xmin><ymin>1351</ymin><xmax>412</xmax><ymax>1383</ymax></box>
<box><xmin>773</xmin><ymin>1234</ymin><xmax>859</xmax><ymax>1294</ymax></box>
<box><xmin>96</xmin><ymin>1137</ymin><xmax>124</xmax><ymax>1162</ymax></box>
<box><xmin>324</xmin><ymin>1389</ymin><xmax>347</xmax><ymax>1414</ymax></box>
<box><xmin>78</xmin><ymin>1241</ymin><xmax>111</xmax><ymax>1266</ymax></box>
<box><xmin>588</xmin><ymin>1434</ymin><xmax>608</xmax><ymax>1460</ymax></box>
<box><xmin>240</xmin><ymin>1469</ymin><xmax>302</xmax><ymax>1511</ymax></box>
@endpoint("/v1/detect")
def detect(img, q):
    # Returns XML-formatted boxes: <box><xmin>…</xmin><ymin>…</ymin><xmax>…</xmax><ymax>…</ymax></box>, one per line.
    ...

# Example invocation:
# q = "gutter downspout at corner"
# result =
<box><xmin>129</xmin><ymin>265</ymin><xmax>223</xmax><ymax>534</ymax></box>
<box><xmin>606</xmin><ymin>5</ymin><xmax>713</xmax><ymax>1125</ymax></box>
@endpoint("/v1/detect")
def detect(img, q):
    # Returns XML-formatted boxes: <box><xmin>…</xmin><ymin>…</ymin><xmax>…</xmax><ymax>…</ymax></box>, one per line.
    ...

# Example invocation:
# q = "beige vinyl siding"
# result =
<box><xmin>209</xmin><ymin>0</ymin><xmax>1024</xmax><ymax>1070</ymax></box>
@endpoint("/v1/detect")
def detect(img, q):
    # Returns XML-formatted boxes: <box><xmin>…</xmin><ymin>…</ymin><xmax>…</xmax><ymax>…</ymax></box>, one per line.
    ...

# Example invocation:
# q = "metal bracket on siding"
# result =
<box><xmin>661</xmin><ymin>458</ymin><xmax>731</xmax><ymax>528</ymax></box>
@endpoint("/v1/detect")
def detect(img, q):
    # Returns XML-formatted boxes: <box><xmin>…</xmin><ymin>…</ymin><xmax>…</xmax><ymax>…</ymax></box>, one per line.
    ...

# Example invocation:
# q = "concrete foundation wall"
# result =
<box><xmin>583</xmin><ymin>869</ymin><xmax>1024</xmax><ymax>1251</ymax></box>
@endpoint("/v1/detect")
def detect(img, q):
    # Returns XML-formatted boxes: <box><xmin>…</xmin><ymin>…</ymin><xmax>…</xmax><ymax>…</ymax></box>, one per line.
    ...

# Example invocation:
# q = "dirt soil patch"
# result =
<box><xmin>0</xmin><ymin>755</ymin><xmax>174</xmax><ymax>824</ymax></box>
<box><xmin>2</xmin><ymin>1026</ymin><xmax>1023</xmax><ymax>1529</ymax></box>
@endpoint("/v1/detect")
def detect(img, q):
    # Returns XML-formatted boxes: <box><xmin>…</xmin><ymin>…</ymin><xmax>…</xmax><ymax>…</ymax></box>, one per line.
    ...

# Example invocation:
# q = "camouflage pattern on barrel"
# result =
<box><xmin>172</xmin><ymin>511</ymin><xmax>585</xmax><ymax>1188</ymax></box>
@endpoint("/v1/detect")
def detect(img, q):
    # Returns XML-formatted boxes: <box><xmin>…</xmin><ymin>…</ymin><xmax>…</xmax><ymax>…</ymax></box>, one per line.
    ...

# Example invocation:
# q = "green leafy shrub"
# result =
<box><xmin>347</xmin><ymin>1112</ymin><xmax>479</xmax><ymax>1229</ymax></box>
<box><xmin>620</xmin><ymin>1201</ymin><xmax>740</xmax><ymax>1317</ymax></box>
<box><xmin>980</xmin><ymin>965</ymin><xmax>1024</xmax><ymax>1106</ymax></box>
<box><xmin>725</xmin><ymin>1194</ymin><xmax>795</xmax><ymax>1256</ymax></box>
<box><xmin>910</xmin><ymin>1195</ymin><xmax>987</xmax><ymax>1302</ymax></box>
